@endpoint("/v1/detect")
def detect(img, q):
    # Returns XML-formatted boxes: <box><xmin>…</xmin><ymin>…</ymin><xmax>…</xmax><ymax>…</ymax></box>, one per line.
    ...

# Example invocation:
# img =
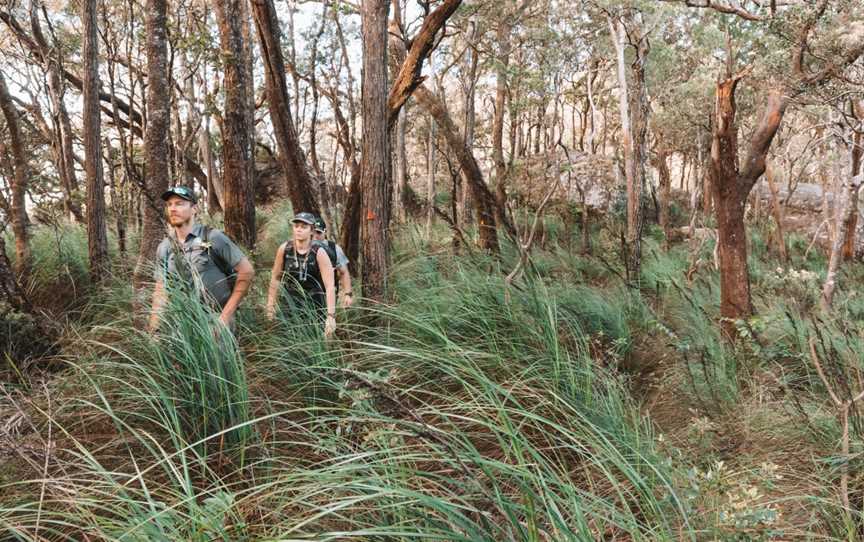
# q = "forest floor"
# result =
<box><xmin>1</xmin><ymin>213</ymin><xmax>860</xmax><ymax>540</ymax></box>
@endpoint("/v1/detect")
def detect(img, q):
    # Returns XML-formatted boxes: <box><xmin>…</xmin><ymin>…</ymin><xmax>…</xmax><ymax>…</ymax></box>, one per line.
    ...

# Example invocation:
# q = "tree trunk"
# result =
<box><xmin>251</xmin><ymin>0</ymin><xmax>320</xmax><ymax>216</ymax></box>
<box><xmin>340</xmin><ymin>161</ymin><xmax>362</xmax><ymax>275</ymax></box>
<box><xmin>0</xmin><ymin>73</ymin><xmax>32</xmax><ymax>284</ymax></box>
<box><xmin>822</xmin><ymin>172</ymin><xmax>864</xmax><ymax>310</ymax></box>
<box><xmin>842</xmin><ymin>102</ymin><xmax>863</xmax><ymax>260</ymax></box>
<box><xmin>104</xmin><ymin>141</ymin><xmax>126</xmax><ymax>258</ymax></box>
<box><xmin>133</xmin><ymin>0</ymin><xmax>169</xmax><ymax>291</ymax></box>
<box><xmin>609</xmin><ymin>16</ymin><xmax>649</xmax><ymax>280</ymax></box>
<box><xmin>395</xmin><ymin>107</ymin><xmax>408</xmax><ymax>220</ymax></box>
<box><xmin>201</xmin><ymin>115</ymin><xmax>223</xmax><ymax>213</ymax></box>
<box><xmin>711</xmin><ymin>73</ymin><xmax>788</xmax><ymax>338</ymax></box>
<box><xmin>386</xmin><ymin>0</ymin><xmax>463</xmax><ymax>126</ymax></box>
<box><xmin>29</xmin><ymin>4</ymin><xmax>83</xmax><ymax>222</ymax></box>
<box><xmin>359</xmin><ymin>0</ymin><xmax>392</xmax><ymax>303</ymax></box>
<box><xmin>459</xmin><ymin>17</ymin><xmax>479</xmax><ymax>226</ymax></box>
<box><xmin>82</xmin><ymin>0</ymin><xmax>109</xmax><ymax>283</ymax></box>
<box><xmin>426</xmin><ymin>116</ymin><xmax>436</xmax><ymax>240</ymax></box>
<box><xmin>492</xmin><ymin>16</ymin><xmax>511</xmax><ymax>228</ymax></box>
<box><xmin>215</xmin><ymin>0</ymin><xmax>256</xmax><ymax>247</ymax></box>
<box><xmin>414</xmin><ymin>84</ymin><xmax>500</xmax><ymax>252</ymax></box>
<box><xmin>764</xmin><ymin>164</ymin><xmax>789</xmax><ymax>262</ymax></box>
<box><xmin>655</xmin><ymin>145</ymin><xmax>672</xmax><ymax>244</ymax></box>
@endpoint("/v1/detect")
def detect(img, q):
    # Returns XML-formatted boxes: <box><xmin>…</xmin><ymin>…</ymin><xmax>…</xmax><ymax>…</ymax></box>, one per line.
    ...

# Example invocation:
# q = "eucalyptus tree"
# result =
<box><xmin>82</xmin><ymin>0</ymin><xmax>109</xmax><ymax>282</ymax></box>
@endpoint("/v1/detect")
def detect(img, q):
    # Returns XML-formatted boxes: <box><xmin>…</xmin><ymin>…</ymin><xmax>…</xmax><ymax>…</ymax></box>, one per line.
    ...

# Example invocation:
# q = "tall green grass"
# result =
<box><xmin>0</xmin><ymin>243</ymin><xmax>698</xmax><ymax>541</ymax></box>
<box><xmin>5</xmin><ymin>218</ymin><xmax>861</xmax><ymax>540</ymax></box>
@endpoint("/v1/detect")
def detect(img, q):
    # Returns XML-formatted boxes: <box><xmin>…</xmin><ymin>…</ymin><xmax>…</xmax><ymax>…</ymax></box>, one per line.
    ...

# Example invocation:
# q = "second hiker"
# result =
<box><xmin>266</xmin><ymin>212</ymin><xmax>337</xmax><ymax>337</ymax></box>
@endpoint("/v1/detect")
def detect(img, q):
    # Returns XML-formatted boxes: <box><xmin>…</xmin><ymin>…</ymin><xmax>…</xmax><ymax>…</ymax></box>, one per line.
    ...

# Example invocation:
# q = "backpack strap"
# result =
<box><xmin>202</xmin><ymin>225</ymin><xmax>236</xmax><ymax>279</ymax></box>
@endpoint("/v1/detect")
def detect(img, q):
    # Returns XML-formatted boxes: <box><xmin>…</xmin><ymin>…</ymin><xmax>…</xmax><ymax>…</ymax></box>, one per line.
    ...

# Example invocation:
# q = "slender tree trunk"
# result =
<box><xmin>765</xmin><ymin>164</ymin><xmax>789</xmax><ymax>262</ymax></box>
<box><xmin>241</xmin><ymin>0</ymin><xmax>256</xmax><ymax>197</ymax></box>
<box><xmin>492</xmin><ymin>17</ymin><xmax>511</xmax><ymax>226</ymax></box>
<box><xmin>655</xmin><ymin>145</ymin><xmax>672</xmax><ymax>244</ymax></box>
<box><xmin>359</xmin><ymin>0</ymin><xmax>392</xmax><ymax>303</ymax></box>
<box><xmin>610</xmin><ymin>16</ymin><xmax>650</xmax><ymax>280</ymax></box>
<box><xmin>414</xmin><ymin>84</ymin><xmax>500</xmax><ymax>252</ymax></box>
<box><xmin>215</xmin><ymin>0</ymin><xmax>256</xmax><ymax>247</ymax></box>
<box><xmin>251</xmin><ymin>0</ymin><xmax>320</xmax><ymax>216</ymax></box>
<box><xmin>842</xmin><ymin>101</ymin><xmax>863</xmax><ymax>260</ymax></box>
<box><xmin>133</xmin><ymin>0</ymin><xmax>169</xmax><ymax>291</ymax></box>
<box><xmin>0</xmin><ymin>74</ymin><xmax>32</xmax><ymax>284</ymax></box>
<box><xmin>426</xmin><ymin>116</ymin><xmax>436</xmax><ymax>240</ymax></box>
<box><xmin>340</xmin><ymin>161</ymin><xmax>362</xmax><ymax>273</ymax></box>
<box><xmin>29</xmin><ymin>2</ymin><xmax>83</xmax><ymax>222</ymax></box>
<box><xmin>395</xmin><ymin>107</ymin><xmax>408</xmax><ymax>220</ymax></box>
<box><xmin>104</xmin><ymin>141</ymin><xmax>126</xmax><ymax>258</ymax></box>
<box><xmin>201</xmin><ymin>114</ymin><xmax>223</xmax><ymax>212</ymax></box>
<box><xmin>822</xmin><ymin>172</ymin><xmax>864</xmax><ymax>311</ymax></box>
<box><xmin>460</xmin><ymin>17</ymin><xmax>479</xmax><ymax>226</ymax></box>
<box><xmin>82</xmin><ymin>0</ymin><xmax>109</xmax><ymax>282</ymax></box>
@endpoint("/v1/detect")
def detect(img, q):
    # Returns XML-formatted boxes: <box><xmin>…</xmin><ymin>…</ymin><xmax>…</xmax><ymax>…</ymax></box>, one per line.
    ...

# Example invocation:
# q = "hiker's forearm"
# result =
<box><xmin>148</xmin><ymin>281</ymin><xmax>166</xmax><ymax>332</ymax></box>
<box><xmin>338</xmin><ymin>267</ymin><xmax>351</xmax><ymax>294</ymax></box>
<box><xmin>266</xmin><ymin>278</ymin><xmax>281</xmax><ymax>316</ymax></box>
<box><xmin>221</xmin><ymin>262</ymin><xmax>254</xmax><ymax>319</ymax></box>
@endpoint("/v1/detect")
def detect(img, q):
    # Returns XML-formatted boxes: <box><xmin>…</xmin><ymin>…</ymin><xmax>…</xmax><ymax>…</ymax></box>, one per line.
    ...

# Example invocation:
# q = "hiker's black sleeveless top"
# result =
<box><xmin>281</xmin><ymin>243</ymin><xmax>325</xmax><ymax>310</ymax></box>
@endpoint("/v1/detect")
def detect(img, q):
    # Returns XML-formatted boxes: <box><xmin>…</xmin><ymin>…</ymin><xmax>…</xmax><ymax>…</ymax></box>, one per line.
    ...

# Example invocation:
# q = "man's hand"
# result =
<box><xmin>341</xmin><ymin>292</ymin><xmax>354</xmax><ymax>308</ymax></box>
<box><xmin>324</xmin><ymin>314</ymin><xmax>336</xmax><ymax>338</ymax></box>
<box><xmin>149</xmin><ymin>280</ymin><xmax>167</xmax><ymax>335</ymax></box>
<box><xmin>219</xmin><ymin>310</ymin><xmax>234</xmax><ymax>328</ymax></box>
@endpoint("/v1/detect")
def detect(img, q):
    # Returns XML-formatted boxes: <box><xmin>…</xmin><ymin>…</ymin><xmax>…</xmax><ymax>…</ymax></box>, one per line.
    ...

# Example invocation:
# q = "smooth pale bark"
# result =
<box><xmin>821</xmin><ymin>172</ymin><xmax>864</xmax><ymax>311</ymax></box>
<box><xmin>609</xmin><ymin>15</ymin><xmax>650</xmax><ymax>280</ymax></box>
<box><xmin>426</xmin><ymin>117</ymin><xmax>436</xmax><ymax>240</ymax></box>
<box><xmin>764</xmin><ymin>164</ymin><xmax>789</xmax><ymax>262</ymax></box>
<box><xmin>395</xmin><ymin>107</ymin><xmax>408</xmax><ymax>220</ymax></box>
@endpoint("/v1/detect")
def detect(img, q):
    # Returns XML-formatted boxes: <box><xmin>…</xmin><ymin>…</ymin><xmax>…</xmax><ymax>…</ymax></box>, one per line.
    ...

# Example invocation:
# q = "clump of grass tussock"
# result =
<box><xmin>0</xmin><ymin>242</ymin><xmax>703</xmax><ymax>540</ymax></box>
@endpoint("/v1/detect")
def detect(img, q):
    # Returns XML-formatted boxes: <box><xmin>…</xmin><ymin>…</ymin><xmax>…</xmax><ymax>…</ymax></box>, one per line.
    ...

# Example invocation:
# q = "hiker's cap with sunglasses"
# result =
<box><xmin>292</xmin><ymin>212</ymin><xmax>317</xmax><ymax>226</ymax></box>
<box><xmin>313</xmin><ymin>217</ymin><xmax>327</xmax><ymax>233</ymax></box>
<box><xmin>161</xmin><ymin>186</ymin><xmax>198</xmax><ymax>204</ymax></box>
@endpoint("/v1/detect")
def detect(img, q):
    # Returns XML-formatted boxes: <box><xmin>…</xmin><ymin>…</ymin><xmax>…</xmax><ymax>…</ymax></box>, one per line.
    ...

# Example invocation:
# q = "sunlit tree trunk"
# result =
<box><xmin>0</xmin><ymin>73</ymin><xmax>32</xmax><ymax>284</ymax></box>
<box><xmin>133</xmin><ymin>0</ymin><xmax>169</xmax><ymax>291</ymax></box>
<box><xmin>359</xmin><ymin>0</ymin><xmax>392</xmax><ymax>302</ymax></box>
<box><xmin>82</xmin><ymin>0</ymin><xmax>109</xmax><ymax>282</ymax></box>
<box><xmin>215</xmin><ymin>0</ymin><xmax>256</xmax><ymax>247</ymax></box>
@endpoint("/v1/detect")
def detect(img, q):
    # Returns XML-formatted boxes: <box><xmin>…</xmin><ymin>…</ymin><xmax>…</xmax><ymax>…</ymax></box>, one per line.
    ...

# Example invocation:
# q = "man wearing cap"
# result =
<box><xmin>312</xmin><ymin>216</ymin><xmax>353</xmax><ymax>308</ymax></box>
<box><xmin>148</xmin><ymin>186</ymin><xmax>255</xmax><ymax>333</ymax></box>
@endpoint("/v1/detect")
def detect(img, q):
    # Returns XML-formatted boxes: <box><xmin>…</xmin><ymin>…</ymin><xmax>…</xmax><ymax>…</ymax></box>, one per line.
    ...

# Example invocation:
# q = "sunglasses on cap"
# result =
<box><xmin>161</xmin><ymin>186</ymin><xmax>198</xmax><ymax>203</ymax></box>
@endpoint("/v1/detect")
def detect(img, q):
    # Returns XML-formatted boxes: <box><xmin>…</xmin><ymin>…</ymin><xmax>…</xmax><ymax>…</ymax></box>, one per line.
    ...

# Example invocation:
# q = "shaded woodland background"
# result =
<box><xmin>2</xmin><ymin>0</ymin><xmax>864</xmax><ymax>539</ymax></box>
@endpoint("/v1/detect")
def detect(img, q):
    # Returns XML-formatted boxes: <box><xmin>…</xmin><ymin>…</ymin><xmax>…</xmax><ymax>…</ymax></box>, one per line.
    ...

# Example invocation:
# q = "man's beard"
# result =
<box><xmin>169</xmin><ymin>215</ymin><xmax>191</xmax><ymax>227</ymax></box>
